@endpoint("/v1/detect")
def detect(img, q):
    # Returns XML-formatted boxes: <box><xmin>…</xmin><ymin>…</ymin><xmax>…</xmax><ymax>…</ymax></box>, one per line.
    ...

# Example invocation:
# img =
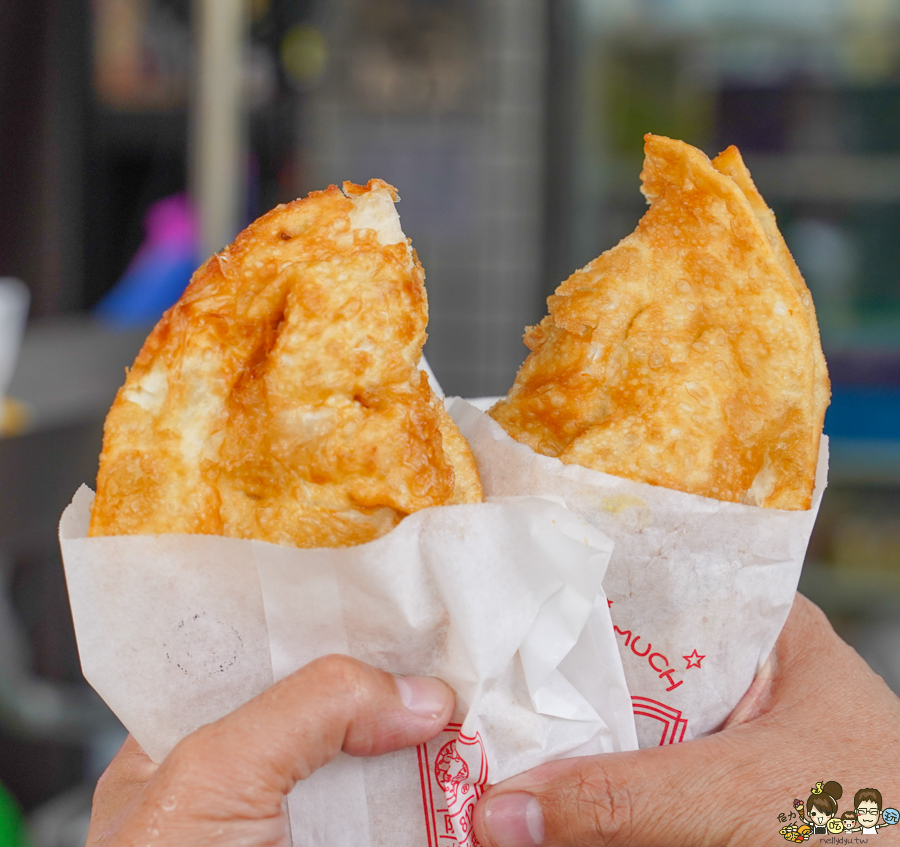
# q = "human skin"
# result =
<box><xmin>85</xmin><ymin>655</ymin><xmax>454</xmax><ymax>847</ymax></box>
<box><xmin>472</xmin><ymin>594</ymin><xmax>900</xmax><ymax>847</ymax></box>
<box><xmin>87</xmin><ymin>595</ymin><xmax>900</xmax><ymax>847</ymax></box>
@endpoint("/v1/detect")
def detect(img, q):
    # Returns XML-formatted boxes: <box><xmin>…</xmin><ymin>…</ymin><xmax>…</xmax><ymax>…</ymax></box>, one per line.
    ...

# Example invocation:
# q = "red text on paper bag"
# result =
<box><xmin>417</xmin><ymin>724</ymin><xmax>489</xmax><ymax>847</ymax></box>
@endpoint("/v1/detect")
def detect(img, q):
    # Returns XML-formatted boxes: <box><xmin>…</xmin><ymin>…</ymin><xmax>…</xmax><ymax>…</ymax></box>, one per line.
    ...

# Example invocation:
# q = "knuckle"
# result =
<box><xmin>165</xmin><ymin>724</ymin><xmax>239</xmax><ymax>795</ymax></box>
<box><xmin>546</xmin><ymin>760</ymin><xmax>635</xmax><ymax>847</ymax></box>
<box><xmin>169</xmin><ymin>723</ymin><xmax>218</xmax><ymax>774</ymax></box>
<box><xmin>304</xmin><ymin>654</ymin><xmax>373</xmax><ymax>719</ymax></box>
<box><xmin>791</xmin><ymin>594</ymin><xmax>832</xmax><ymax>638</ymax></box>
<box><xmin>802</xmin><ymin>596</ymin><xmax>832</xmax><ymax>631</ymax></box>
<box><xmin>309</xmin><ymin>654</ymin><xmax>367</xmax><ymax>691</ymax></box>
<box><xmin>166</xmin><ymin>731</ymin><xmax>199</xmax><ymax>771</ymax></box>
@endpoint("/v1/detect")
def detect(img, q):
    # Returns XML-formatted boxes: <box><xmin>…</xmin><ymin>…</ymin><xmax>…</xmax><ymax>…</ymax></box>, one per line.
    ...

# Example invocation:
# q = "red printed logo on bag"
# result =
<box><xmin>418</xmin><ymin>724</ymin><xmax>488</xmax><ymax>847</ymax></box>
<box><xmin>632</xmin><ymin>696</ymin><xmax>688</xmax><ymax>745</ymax></box>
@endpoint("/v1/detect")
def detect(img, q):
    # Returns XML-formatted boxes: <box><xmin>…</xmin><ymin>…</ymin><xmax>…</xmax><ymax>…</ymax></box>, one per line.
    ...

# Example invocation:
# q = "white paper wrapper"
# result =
<box><xmin>449</xmin><ymin>398</ymin><xmax>828</xmax><ymax>749</ymax></box>
<box><xmin>60</xmin><ymin>486</ymin><xmax>637</xmax><ymax>846</ymax></box>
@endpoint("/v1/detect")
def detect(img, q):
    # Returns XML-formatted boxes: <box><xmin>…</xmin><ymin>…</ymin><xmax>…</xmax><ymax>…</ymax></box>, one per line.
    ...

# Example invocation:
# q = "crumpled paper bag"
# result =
<box><xmin>449</xmin><ymin>397</ymin><xmax>827</xmax><ymax>749</ymax></box>
<box><xmin>60</xmin><ymin>487</ymin><xmax>637</xmax><ymax>846</ymax></box>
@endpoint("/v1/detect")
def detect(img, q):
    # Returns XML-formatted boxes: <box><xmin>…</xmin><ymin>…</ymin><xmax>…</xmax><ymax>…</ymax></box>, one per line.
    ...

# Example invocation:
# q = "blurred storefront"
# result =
<box><xmin>302</xmin><ymin>0</ymin><xmax>548</xmax><ymax>397</ymax></box>
<box><xmin>1</xmin><ymin>0</ymin><xmax>899</xmax><ymax>843</ymax></box>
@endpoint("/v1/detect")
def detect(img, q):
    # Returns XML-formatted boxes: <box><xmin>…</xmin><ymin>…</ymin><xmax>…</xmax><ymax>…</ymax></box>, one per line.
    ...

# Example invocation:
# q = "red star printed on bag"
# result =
<box><xmin>683</xmin><ymin>650</ymin><xmax>705</xmax><ymax>669</ymax></box>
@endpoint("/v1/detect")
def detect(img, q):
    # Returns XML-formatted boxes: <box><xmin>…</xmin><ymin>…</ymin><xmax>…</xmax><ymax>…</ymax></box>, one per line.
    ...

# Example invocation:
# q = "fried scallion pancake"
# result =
<box><xmin>90</xmin><ymin>179</ymin><xmax>482</xmax><ymax>547</ymax></box>
<box><xmin>490</xmin><ymin>135</ymin><xmax>829</xmax><ymax>510</ymax></box>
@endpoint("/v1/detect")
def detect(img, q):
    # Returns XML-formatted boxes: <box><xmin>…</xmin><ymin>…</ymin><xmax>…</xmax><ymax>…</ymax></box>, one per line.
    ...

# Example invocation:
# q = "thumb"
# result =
<box><xmin>472</xmin><ymin>734</ymin><xmax>746</xmax><ymax>847</ymax></box>
<box><xmin>156</xmin><ymin>654</ymin><xmax>455</xmax><ymax>810</ymax></box>
<box><xmin>472</xmin><ymin>610</ymin><xmax>795</xmax><ymax>847</ymax></box>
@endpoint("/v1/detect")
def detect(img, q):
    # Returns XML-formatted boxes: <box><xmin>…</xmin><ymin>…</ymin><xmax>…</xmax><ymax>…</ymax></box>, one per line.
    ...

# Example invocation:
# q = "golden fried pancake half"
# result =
<box><xmin>490</xmin><ymin>135</ymin><xmax>829</xmax><ymax>510</ymax></box>
<box><xmin>90</xmin><ymin>179</ymin><xmax>482</xmax><ymax>547</ymax></box>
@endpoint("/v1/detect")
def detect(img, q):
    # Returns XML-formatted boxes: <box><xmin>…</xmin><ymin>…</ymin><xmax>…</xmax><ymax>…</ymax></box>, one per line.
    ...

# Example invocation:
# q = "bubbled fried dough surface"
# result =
<box><xmin>89</xmin><ymin>179</ymin><xmax>482</xmax><ymax>547</ymax></box>
<box><xmin>490</xmin><ymin>135</ymin><xmax>829</xmax><ymax>510</ymax></box>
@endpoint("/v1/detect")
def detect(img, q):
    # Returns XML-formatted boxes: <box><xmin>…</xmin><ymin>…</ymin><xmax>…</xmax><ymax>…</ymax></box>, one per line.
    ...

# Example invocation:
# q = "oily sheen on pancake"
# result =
<box><xmin>90</xmin><ymin>179</ymin><xmax>482</xmax><ymax>547</ymax></box>
<box><xmin>490</xmin><ymin>135</ymin><xmax>829</xmax><ymax>510</ymax></box>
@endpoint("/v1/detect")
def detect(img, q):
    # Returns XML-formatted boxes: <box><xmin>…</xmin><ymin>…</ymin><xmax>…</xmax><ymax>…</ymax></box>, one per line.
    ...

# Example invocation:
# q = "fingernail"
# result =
<box><xmin>394</xmin><ymin>675</ymin><xmax>449</xmax><ymax>720</ymax></box>
<box><xmin>482</xmin><ymin>792</ymin><xmax>544</xmax><ymax>847</ymax></box>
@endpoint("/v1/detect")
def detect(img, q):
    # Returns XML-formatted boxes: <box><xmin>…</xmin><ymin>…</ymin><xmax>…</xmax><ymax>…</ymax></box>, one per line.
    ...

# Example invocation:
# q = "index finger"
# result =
<box><xmin>155</xmin><ymin>655</ymin><xmax>454</xmax><ymax>809</ymax></box>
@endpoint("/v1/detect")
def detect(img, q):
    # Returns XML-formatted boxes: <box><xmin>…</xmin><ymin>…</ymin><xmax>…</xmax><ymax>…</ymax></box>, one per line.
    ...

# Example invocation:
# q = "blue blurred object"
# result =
<box><xmin>826</xmin><ymin>386</ymin><xmax>900</xmax><ymax>440</ymax></box>
<box><xmin>95</xmin><ymin>194</ymin><xmax>198</xmax><ymax>328</ymax></box>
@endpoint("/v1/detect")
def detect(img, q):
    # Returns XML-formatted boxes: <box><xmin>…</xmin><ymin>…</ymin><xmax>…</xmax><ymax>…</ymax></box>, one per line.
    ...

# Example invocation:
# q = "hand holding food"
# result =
<box><xmin>472</xmin><ymin>594</ymin><xmax>900</xmax><ymax>847</ymax></box>
<box><xmin>71</xmin><ymin>134</ymin><xmax>855</xmax><ymax>847</ymax></box>
<box><xmin>86</xmin><ymin>656</ymin><xmax>454</xmax><ymax>847</ymax></box>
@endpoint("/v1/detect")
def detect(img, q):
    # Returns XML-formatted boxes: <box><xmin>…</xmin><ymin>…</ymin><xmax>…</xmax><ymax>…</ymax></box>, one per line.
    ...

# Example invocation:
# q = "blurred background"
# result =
<box><xmin>1</xmin><ymin>0</ymin><xmax>900</xmax><ymax>843</ymax></box>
